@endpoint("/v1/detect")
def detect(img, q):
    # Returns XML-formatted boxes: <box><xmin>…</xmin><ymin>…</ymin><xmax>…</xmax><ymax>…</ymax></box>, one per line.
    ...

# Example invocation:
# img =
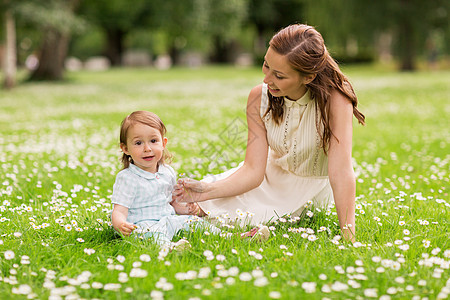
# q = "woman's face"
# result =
<box><xmin>262</xmin><ymin>46</ymin><xmax>309</xmax><ymax>100</ymax></box>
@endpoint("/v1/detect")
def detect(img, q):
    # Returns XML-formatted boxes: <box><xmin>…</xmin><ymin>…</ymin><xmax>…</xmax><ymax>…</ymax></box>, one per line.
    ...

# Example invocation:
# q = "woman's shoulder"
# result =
<box><xmin>329</xmin><ymin>89</ymin><xmax>353</xmax><ymax>112</ymax></box>
<box><xmin>248</xmin><ymin>83</ymin><xmax>264</xmax><ymax>100</ymax></box>
<box><xmin>247</xmin><ymin>83</ymin><xmax>266</xmax><ymax>109</ymax></box>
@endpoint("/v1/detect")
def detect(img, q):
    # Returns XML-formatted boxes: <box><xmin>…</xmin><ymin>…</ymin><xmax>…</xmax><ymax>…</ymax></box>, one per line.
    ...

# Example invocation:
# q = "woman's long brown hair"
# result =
<box><xmin>265</xmin><ymin>24</ymin><xmax>365</xmax><ymax>152</ymax></box>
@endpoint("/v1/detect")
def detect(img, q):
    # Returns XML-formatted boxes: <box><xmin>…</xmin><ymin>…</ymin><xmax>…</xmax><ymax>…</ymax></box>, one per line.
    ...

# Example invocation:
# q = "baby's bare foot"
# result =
<box><xmin>172</xmin><ymin>239</ymin><xmax>191</xmax><ymax>252</ymax></box>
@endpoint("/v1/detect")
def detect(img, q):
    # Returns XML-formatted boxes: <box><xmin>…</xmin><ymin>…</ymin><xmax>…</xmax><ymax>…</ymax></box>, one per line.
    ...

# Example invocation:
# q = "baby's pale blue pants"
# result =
<box><xmin>134</xmin><ymin>215</ymin><xmax>220</xmax><ymax>246</ymax></box>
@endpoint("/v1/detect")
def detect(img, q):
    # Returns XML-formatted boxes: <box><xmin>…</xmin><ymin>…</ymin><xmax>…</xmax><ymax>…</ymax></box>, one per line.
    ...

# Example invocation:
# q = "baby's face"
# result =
<box><xmin>122</xmin><ymin>123</ymin><xmax>167</xmax><ymax>173</ymax></box>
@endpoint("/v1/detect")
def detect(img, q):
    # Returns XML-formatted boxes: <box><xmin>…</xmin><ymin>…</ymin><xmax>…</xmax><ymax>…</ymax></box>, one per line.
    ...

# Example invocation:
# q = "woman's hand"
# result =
<box><xmin>172</xmin><ymin>178</ymin><xmax>208</xmax><ymax>203</ymax></box>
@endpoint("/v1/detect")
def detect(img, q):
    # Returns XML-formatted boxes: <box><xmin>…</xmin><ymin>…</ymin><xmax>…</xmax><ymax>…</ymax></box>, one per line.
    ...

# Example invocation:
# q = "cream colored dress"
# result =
<box><xmin>198</xmin><ymin>83</ymin><xmax>333</xmax><ymax>225</ymax></box>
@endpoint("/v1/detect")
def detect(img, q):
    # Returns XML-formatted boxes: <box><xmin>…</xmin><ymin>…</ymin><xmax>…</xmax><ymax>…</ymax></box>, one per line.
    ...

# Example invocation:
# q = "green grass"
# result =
<box><xmin>0</xmin><ymin>65</ymin><xmax>449</xmax><ymax>299</ymax></box>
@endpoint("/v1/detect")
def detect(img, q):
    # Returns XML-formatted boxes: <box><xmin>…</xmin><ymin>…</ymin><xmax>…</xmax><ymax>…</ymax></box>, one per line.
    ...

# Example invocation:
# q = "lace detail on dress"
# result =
<box><xmin>312</xmin><ymin>107</ymin><xmax>321</xmax><ymax>176</ymax></box>
<box><xmin>283</xmin><ymin>109</ymin><xmax>290</xmax><ymax>155</ymax></box>
<box><xmin>293</xmin><ymin>138</ymin><xmax>298</xmax><ymax>170</ymax></box>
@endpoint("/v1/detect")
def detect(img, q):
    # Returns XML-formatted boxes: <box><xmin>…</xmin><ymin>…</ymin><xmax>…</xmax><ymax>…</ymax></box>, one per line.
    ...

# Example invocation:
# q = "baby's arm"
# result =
<box><xmin>111</xmin><ymin>204</ymin><xmax>137</xmax><ymax>236</ymax></box>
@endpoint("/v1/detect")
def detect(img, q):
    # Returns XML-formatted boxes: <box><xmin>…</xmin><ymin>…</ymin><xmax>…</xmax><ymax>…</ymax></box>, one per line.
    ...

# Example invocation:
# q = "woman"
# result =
<box><xmin>173</xmin><ymin>24</ymin><xmax>365</xmax><ymax>240</ymax></box>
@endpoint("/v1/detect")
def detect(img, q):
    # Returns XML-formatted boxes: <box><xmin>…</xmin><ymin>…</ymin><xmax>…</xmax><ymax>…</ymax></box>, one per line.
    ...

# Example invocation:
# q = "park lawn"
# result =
<box><xmin>0</xmin><ymin>65</ymin><xmax>448</xmax><ymax>299</ymax></box>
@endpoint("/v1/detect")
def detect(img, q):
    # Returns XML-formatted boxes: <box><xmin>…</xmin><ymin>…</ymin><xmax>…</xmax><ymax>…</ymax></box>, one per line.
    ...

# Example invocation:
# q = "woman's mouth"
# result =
<box><xmin>268</xmin><ymin>86</ymin><xmax>280</xmax><ymax>94</ymax></box>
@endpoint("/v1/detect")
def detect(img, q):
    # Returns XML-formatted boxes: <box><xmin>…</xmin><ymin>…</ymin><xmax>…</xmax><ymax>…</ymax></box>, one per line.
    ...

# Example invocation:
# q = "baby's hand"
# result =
<box><xmin>188</xmin><ymin>203</ymin><xmax>201</xmax><ymax>216</ymax></box>
<box><xmin>118</xmin><ymin>222</ymin><xmax>137</xmax><ymax>236</ymax></box>
<box><xmin>170</xmin><ymin>200</ymin><xmax>191</xmax><ymax>215</ymax></box>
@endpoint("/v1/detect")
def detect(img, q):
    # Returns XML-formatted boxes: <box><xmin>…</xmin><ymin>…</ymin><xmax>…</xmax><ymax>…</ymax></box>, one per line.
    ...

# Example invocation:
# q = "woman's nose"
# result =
<box><xmin>263</xmin><ymin>73</ymin><xmax>271</xmax><ymax>85</ymax></box>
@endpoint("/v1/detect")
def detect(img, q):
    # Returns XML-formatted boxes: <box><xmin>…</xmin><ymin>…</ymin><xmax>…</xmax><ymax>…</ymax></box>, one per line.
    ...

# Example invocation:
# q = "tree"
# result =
<box><xmin>206</xmin><ymin>0</ymin><xmax>249</xmax><ymax>63</ymax></box>
<box><xmin>2</xmin><ymin>0</ymin><xmax>16</xmax><ymax>88</ymax></box>
<box><xmin>150</xmin><ymin>0</ymin><xmax>198</xmax><ymax>64</ymax></box>
<box><xmin>248</xmin><ymin>0</ymin><xmax>305</xmax><ymax>62</ymax></box>
<box><xmin>17</xmin><ymin>0</ymin><xmax>84</xmax><ymax>80</ymax></box>
<box><xmin>79</xmin><ymin>0</ymin><xmax>155</xmax><ymax>66</ymax></box>
<box><xmin>392</xmin><ymin>0</ymin><xmax>449</xmax><ymax>70</ymax></box>
<box><xmin>147</xmin><ymin>0</ymin><xmax>249</xmax><ymax>64</ymax></box>
<box><xmin>303</xmin><ymin>0</ymin><xmax>449</xmax><ymax>71</ymax></box>
<box><xmin>174</xmin><ymin>0</ymin><xmax>248</xmax><ymax>63</ymax></box>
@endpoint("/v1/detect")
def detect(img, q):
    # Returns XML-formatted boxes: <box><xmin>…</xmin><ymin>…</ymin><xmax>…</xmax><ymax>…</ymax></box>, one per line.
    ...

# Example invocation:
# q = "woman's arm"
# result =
<box><xmin>111</xmin><ymin>204</ymin><xmax>137</xmax><ymax>236</ymax></box>
<box><xmin>328</xmin><ymin>90</ymin><xmax>356</xmax><ymax>241</ymax></box>
<box><xmin>175</xmin><ymin>84</ymin><xmax>269</xmax><ymax>202</ymax></box>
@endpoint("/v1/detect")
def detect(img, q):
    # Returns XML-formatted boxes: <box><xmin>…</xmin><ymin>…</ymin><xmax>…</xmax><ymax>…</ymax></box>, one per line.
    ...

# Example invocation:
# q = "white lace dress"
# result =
<box><xmin>198</xmin><ymin>83</ymin><xmax>333</xmax><ymax>225</ymax></box>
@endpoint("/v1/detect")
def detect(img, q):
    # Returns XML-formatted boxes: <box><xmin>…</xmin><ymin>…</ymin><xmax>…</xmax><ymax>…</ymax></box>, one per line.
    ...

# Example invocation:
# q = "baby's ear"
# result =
<box><xmin>120</xmin><ymin>143</ymin><xmax>129</xmax><ymax>154</ymax></box>
<box><xmin>163</xmin><ymin>137</ymin><xmax>168</xmax><ymax>148</ymax></box>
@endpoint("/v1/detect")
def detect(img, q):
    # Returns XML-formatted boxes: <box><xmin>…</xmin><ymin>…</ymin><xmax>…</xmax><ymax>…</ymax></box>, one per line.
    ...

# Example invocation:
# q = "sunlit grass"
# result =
<box><xmin>0</xmin><ymin>65</ymin><xmax>449</xmax><ymax>299</ymax></box>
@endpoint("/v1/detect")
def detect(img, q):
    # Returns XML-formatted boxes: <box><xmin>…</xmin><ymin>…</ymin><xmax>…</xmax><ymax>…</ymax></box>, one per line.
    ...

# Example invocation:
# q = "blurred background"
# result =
<box><xmin>1</xmin><ymin>0</ymin><xmax>449</xmax><ymax>87</ymax></box>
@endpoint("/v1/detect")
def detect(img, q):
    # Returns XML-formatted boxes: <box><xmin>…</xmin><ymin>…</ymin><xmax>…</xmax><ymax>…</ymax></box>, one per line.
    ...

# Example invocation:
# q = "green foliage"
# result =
<box><xmin>68</xmin><ymin>28</ymin><xmax>104</xmax><ymax>60</ymax></box>
<box><xmin>248</xmin><ymin>0</ymin><xmax>304</xmax><ymax>31</ymax></box>
<box><xmin>79</xmin><ymin>0</ymin><xmax>152</xmax><ymax>31</ymax></box>
<box><xmin>303</xmin><ymin>0</ymin><xmax>450</xmax><ymax>69</ymax></box>
<box><xmin>200</xmin><ymin>0</ymin><xmax>249</xmax><ymax>41</ymax></box>
<box><xmin>15</xmin><ymin>0</ymin><xmax>85</xmax><ymax>35</ymax></box>
<box><xmin>143</xmin><ymin>0</ymin><xmax>206</xmax><ymax>54</ymax></box>
<box><xmin>6</xmin><ymin>0</ymin><xmax>449</xmax><ymax>72</ymax></box>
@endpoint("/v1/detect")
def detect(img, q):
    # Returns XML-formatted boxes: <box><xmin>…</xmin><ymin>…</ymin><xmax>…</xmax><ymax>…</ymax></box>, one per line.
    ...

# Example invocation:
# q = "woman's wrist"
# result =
<box><xmin>202</xmin><ymin>181</ymin><xmax>216</xmax><ymax>201</ymax></box>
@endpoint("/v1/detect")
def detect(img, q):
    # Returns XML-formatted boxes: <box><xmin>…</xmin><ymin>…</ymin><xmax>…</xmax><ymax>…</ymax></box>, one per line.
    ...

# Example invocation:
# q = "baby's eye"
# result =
<box><xmin>135</xmin><ymin>141</ymin><xmax>142</xmax><ymax>145</ymax></box>
<box><xmin>151</xmin><ymin>139</ymin><xmax>157</xmax><ymax>143</ymax></box>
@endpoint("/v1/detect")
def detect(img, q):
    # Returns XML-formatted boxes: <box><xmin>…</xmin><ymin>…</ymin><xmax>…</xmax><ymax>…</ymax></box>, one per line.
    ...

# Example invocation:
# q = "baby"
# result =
<box><xmin>111</xmin><ymin>111</ymin><xmax>268</xmax><ymax>249</ymax></box>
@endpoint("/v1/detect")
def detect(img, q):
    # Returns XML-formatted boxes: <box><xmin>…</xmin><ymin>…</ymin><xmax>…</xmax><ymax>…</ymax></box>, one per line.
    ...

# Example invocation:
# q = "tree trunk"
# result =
<box><xmin>104</xmin><ymin>28</ymin><xmax>125</xmax><ymax>66</ymax></box>
<box><xmin>252</xmin><ymin>29</ymin><xmax>268</xmax><ymax>66</ymax></box>
<box><xmin>29</xmin><ymin>0</ymin><xmax>80</xmax><ymax>81</ymax></box>
<box><xmin>169</xmin><ymin>45</ymin><xmax>181</xmax><ymax>66</ymax></box>
<box><xmin>3</xmin><ymin>5</ymin><xmax>16</xmax><ymax>89</ymax></box>
<box><xmin>398</xmin><ymin>21</ymin><xmax>415</xmax><ymax>71</ymax></box>
<box><xmin>210</xmin><ymin>36</ymin><xmax>237</xmax><ymax>64</ymax></box>
<box><xmin>398</xmin><ymin>0</ymin><xmax>416</xmax><ymax>71</ymax></box>
<box><xmin>29</xmin><ymin>29</ymin><xmax>70</xmax><ymax>81</ymax></box>
<box><xmin>254</xmin><ymin>28</ymin><xmax>267</xmax><ymax>57</ymax></box>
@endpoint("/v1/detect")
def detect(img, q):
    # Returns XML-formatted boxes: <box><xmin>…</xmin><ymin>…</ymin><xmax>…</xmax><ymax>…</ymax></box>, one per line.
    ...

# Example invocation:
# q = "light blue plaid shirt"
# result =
<box><xmin>112</xmin><ymin>163</ymin><xmax>176</xmax><ymax>223</ymax></box>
